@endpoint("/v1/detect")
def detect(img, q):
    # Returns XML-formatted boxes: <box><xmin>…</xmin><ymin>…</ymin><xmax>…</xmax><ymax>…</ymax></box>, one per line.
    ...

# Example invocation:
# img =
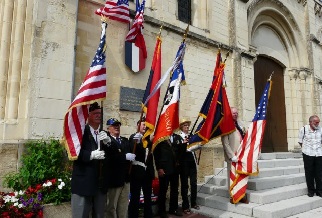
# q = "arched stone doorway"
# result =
<box><xmin>254</xmin><ymin>56</ymin><xmax>288</xmax><ymax>152</ymax></box>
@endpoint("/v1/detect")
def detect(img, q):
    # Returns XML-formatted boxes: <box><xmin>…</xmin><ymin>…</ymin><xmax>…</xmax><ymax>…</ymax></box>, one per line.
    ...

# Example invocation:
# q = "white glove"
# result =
<box><xmin>90</xmin><ymin>149</ymin><xmax>105</xmax><ymax>160</ymax></box>
<box><xmin>98</xmin><ymin>131</ymin><xmax>110</xmax><ymax>145</ymax></box>
<box><xmin>125</xmin><ymin>153</ymin><xmax>136</xmax><ymax>161</ymax></box>
<box><xmin>133</xmin><ymin>133</ymin><xmax>143</xmax><ymax>142</ymax></box>
<box><xmin>231</xmin><ymin>156</ymin><xmax>238</xmax><ymax>163</ymax></box>
<box><xmin>187</xmin><ymin>145</ymin><xmax>201</xmax><ymax>152</ymax></box>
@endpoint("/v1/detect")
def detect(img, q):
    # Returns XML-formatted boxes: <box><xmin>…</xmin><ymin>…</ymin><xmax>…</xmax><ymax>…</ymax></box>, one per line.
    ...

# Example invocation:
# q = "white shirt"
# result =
<box><xmin>298</xmin><ymin>125</ymin><xmax>322</xmax><ymax>157</ymax></box>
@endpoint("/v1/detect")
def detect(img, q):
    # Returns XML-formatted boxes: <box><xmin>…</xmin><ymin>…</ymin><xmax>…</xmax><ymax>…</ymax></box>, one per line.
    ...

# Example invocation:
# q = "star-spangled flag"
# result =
<box><xmin>125</xmin><ymin>0</ymin><xmax>147</xmax><ymax>72</ymax></box>
<box><xmin>152</xmin><ymin>42</ymin><xmax>186</xmax><ymax>151</ymax></box>
<box><xmin>230</xmin><ymin>80</ymin><xmax>272</xmax><ymax>203</ymax></box>
<box><xmin>63</xmin><ymin>23</ymin><xmax>107</xmax><ymax>160</ymax></box>
<box><xmin>95</xmin><ymin>0</ymin><xmax>130</xmax><ymax>23</ymax></box>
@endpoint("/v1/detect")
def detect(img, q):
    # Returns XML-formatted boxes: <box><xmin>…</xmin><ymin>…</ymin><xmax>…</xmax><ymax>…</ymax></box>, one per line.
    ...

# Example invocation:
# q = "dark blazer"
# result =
<box><xmin>105</xmin><ymin>132</ymin><xmax>131</xmax><ymax>188</ymax></box>
<box><xmin>153</xmin><ymin>139</ymin><xmax>177</xmax><ymax>176</ymax></box>
<box><xmin>129</xmin><ymin>134</ymin><xmax>155</xmax><ymax>179</ymax></box>
<box><xmin>71</xmin><ymin>125</ymin><xmax>107</xmax><ymax>196</ymax></box>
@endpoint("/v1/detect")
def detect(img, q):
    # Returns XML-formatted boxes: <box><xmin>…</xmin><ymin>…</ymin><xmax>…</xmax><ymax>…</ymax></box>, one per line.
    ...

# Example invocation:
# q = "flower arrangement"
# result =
<box><xmin>1</xmin><ymin>139</ymin><xmax>72</xmax><ymax>217</ymax></box>
<box><xmin>0</xmin><ymin>178</ymin><xmax>71</xmax><ymax>217</ymax></box>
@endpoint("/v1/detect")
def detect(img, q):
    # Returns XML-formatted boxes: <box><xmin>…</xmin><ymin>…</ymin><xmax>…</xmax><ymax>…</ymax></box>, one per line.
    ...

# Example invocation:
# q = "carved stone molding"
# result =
<box><xmin>288</xmin><ymin>68</ymin><xmax>299</xmax><ymax>80</ymax></box>
<box><xmin>315</xmin><ymin>0</ymin><xmax>322</xmax><ymax>17</ymax></box>
<box><xmin>298</xmin><ymin>0</ymin><xmax>307</xmax><ymax>6</ymax></box>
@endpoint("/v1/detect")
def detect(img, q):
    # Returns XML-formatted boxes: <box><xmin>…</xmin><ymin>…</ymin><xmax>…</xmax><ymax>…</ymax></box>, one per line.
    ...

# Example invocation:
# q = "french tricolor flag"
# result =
<box><xmin>125</xmin><ymin>41</ymin><xmax>146</xmax><ymax>73</ymax></box>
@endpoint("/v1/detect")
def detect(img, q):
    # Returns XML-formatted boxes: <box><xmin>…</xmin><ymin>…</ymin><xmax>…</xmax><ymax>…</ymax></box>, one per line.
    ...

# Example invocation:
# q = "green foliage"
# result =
<box><xmin>3</xmin><ymin>139</ymin><xmax>72</xmax><ymax>204</ymax></box>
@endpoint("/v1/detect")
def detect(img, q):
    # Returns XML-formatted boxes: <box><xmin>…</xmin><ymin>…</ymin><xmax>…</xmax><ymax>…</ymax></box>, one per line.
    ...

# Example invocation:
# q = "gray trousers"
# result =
<box><xmin>71</xmin><ymin>192</ymin><xmax>106</xmax><ymax>218</ymax></box>
<box><xmin>106</xmin><ymin>182</ymin><xmax>130</xmax><ymax>218</ymax></box>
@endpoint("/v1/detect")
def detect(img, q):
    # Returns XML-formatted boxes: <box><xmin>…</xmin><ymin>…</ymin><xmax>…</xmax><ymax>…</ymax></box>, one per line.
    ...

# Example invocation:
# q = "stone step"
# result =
<box><xmin>205</xmin><ymin>175</ymin><xmax>227</xmax><ymax>186</ymax></box>
<box><xmin>248</xmin><ymin>183</ymin><xmax>307</xmax><ymax>204</ymax></box>
<box><xmin>214</xmin><ymin>165</ymin><xmax>304</xmax><ymax>179</ymax></box>
<box><xmin>252</xmin><ymin>195</ymin><xmax>322</xmax><ymax>218</ymax></box>
<box><xmin>198</xmin><ymin>183</ymin><xmax>308</xmax><ymax>204</ymax></box>
<box><xmin>257</xmin><ymin>158</ymin><xmax>303</xmax><ymax>169</ymax></box>
<box><xmin>191</xmin><ymin>205</ymin><xmax>252</xmax><ymax>218</ymax></box>
<box><xmin>248</xmin><ymin>173</ymin><xmax>306</xmax><ymax>191</ymax></box>
<box><xmin>198</xmin><ymin>195</ymin><xmax>260</xmax><ymax>216</ymax></box>
<box><xmin>204</xmin><ymin>173</ymin><xmax>305</xmax><ymax>191</ymax></box>
<box><xmin>259</xmin><ymin>152</ymin><xmax>302</xmax><ymax>160</ymax></box>
<box><xmin>287</xmin><ymin>206</ymin><xmax>322</xmax><ymax>218</ymax></box>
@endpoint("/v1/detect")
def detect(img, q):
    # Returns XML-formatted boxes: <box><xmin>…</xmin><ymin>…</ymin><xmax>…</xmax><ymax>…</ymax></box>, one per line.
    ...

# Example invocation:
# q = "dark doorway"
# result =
<box><xmin>254</xmin><ymin>56</ymin><xmax>288</xmax><ymax>152</ymax></box>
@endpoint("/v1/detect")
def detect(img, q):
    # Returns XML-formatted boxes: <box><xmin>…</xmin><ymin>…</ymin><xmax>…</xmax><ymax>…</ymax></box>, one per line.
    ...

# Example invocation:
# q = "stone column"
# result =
<box><xmin>7</xmin><ymin>0</ymin><xmax>27</xmax><ymax>119</ymax></box>
<box><xmin>0</xmin><ymin>0</ymin><xmax>14</xmax><ymax>119</ymax></box>
<box><xmin>299</xmin><ymin>70</ymin><xmax>309</xmax><ymax>122</ymax></box>
<box><xmin>288</xmin><ymin>68</ymin><xmax>301</xmax><ymax>151</ymax></box>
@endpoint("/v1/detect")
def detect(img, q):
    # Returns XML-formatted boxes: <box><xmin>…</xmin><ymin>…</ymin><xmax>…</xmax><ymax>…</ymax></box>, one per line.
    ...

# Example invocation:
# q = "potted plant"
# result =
<box><xmin>1</xmin><ymin>139</ymin><xmax>72</xmax><ymax>217</ymax></box>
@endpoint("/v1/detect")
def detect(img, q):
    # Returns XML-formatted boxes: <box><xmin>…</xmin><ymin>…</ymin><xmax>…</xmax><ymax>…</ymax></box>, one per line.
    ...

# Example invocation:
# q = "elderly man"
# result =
<box><xmin>105</xmin><ymin>118</ymin><xmax>136</xmax><ymax>218</ymax></box>
<box><xmin>71</xmin><ymin>102</ymin><xmax>109</xmax><ymax>218</ymax></box>
<box><xmin>221</xmin><ymin>107</ymin><xmax>247</xmax><ymax>203</ymax></box>
<box><xmin>178</xmin><ymin>119</ymin><xmax>200</xmax><ymax>214</ymax></box>
<box><xmin>298</xmin><ymin>115</ymin><xmax>322</xmax><ymax>197</ymax></box>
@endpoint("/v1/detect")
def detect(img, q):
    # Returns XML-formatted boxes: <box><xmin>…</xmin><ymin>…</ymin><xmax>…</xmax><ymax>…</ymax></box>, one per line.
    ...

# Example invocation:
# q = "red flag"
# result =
<box><xmin>95</xmin><ymin>0</ymin><xmax>130</xmax><ymax>23</ymax></box>
<box><xmin>62</xmin><ymin>23</ymin><xmax>107</xmax><ymax>160</ymax></box>
<box><xmin>188</xmin><ymin>53</ymin><xmax>235</xmax><ymax>147</ymax></box>
<box><xmin>141</xmin><ymin>37</ymin><xmax>162</xmax><ymax>148</ymax></box>
<box><xmin>152</xmin><ymin>42</ymin><xmax>186</xmax><ymax>151</ymax></box>
<box><xmin>230</xmin><ymin>80</ymin><xmax>272</xmax><ymax>203</ymax></box>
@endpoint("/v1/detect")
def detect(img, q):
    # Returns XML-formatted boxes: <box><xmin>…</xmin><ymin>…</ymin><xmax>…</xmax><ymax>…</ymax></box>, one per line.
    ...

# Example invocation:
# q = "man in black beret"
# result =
<box><xmin>71</xmin><ymin>102</ymin><xmax>110</xmax><ymax>218</ymax></box>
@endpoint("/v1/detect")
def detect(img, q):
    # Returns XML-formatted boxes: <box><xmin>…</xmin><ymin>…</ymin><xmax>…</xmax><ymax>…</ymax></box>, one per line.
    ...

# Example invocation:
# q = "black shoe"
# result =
<box><xmin>168</xmin><ymin>210</ymin><xmax>183</xmax><ymax>216</ymax></box>
<box><xmin>308</xmin><ymin>193</ymin><xmax>314</xmax><ymax>197</ymax></box>
<box><xmin>316</xmin><ymin>193</ymin><xmax>322</xmax><ymax>197</ymax></box>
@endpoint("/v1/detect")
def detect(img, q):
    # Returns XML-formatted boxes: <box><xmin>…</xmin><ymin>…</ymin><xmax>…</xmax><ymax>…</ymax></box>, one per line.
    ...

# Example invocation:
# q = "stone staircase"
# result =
<box><xmin>193</xmin><ymin>152</ymin><xmax>322</xmax><ymax>218</ymax></box>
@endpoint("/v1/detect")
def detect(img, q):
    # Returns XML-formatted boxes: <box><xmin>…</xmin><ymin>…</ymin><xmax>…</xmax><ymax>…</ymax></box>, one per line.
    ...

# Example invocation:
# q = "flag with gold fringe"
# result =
<box><xmin>230</xmin><ymin>80</ymin><xmax>272</xmax><ymax>203</ymax></box>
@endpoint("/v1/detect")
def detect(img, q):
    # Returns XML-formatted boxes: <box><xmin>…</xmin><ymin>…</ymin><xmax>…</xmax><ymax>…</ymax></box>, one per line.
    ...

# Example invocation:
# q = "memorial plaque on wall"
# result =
<box><xmin>120</xmin><ymin>86</ymin><xmax>144</xmax><ymax>112</ymax></box>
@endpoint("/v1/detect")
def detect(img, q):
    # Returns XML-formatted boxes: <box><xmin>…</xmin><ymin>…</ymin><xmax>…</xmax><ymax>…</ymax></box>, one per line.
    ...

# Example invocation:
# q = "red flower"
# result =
<box><xmin>35</xmin><ymin>184</ymin><xmax>42</xmax><ymax>192</ymax></box>
<box><xmin>25</xmin><ymin>212</ymin><xmax>34</xmax><ymax>218</ymax></box>
<box><xmin>37</xmin><ymin>210</ymin><xmax>44</xmax><ymax>218</ymax></box>
<box><xmin>50</xmin><ymin>178</ymin><xmax>57</xmax><ymax>184</ymax></box>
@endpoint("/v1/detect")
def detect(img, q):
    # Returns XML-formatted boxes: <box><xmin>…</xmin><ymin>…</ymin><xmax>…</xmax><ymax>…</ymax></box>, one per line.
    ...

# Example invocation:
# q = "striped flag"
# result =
<box><xmin>188</xmin><ymin>51</ymin><xmax>235</xmax><ymax>149</ymax></box>
<box><xmin>141</xmin><ymin>36</ymin><xmax>162</xmax><ymax>148</ymax></box>
<box><xmin>63</xmin><ymin>23</ymin><xmax>107</xmax><ymax>160</ymax></box>
<box><xmin>125</xmin><ymin>0</ymin><xmax>146</xmax><ymax>72</ymax></box>
<box><xmin>95</xmin><ymin>0</ymin><xmax>130</xmax><ymax>23</ymax></box>
<box><xmin>152</xmin><ymin>42</ymin><xmax>186</xmax><ymax>151</ymax></box>
<box><xmin>230</xmin><ymin>80</ymin><xmax>272</xmax><ymax>203</ymax></box>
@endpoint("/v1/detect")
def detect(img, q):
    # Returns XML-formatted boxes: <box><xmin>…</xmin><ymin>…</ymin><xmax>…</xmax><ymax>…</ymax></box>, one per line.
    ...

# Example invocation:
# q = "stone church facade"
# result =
<box><xmin>1</xmin><ymin>0</ymin><xmax>322</xmax><ymax>188</ymax></box>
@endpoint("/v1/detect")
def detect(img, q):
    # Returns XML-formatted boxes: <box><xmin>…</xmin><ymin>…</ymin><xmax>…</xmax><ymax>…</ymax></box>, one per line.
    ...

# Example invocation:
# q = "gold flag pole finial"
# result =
<box><xmin>223</xmin><ymin>51</ymin><xmax>230</xmax><ymax>63</ymax></box>
<box><xmin>158</xmin><ymin>24</ymin><xmax>163</xmax><ymax>38</ymax></box>
<box><xmin>183</xmin><ymin>25</ymin><xmax>190</xmax><ymax>42</ymax></box>
<box><xmin>101</xmin><ymin>15</ymin><xmax>109</xmax><ymax>23</ymax></box>
<box><xmin>269</xmin><ymin>71</ymin><xmax>274</xmax><ymax>81</ymax></box>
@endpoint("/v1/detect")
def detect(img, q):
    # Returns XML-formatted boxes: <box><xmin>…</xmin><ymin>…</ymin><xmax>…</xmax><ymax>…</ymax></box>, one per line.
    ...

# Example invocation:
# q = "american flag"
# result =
<box><xmin>63</xmin><ymin>22</ymin><xmax>107</xmax><ymax>160</ymax></box>
<box><xmin>95</xmin><ymin>0</ymin><xmax>130</xmax><ymax>23</ymax></box>
<box><xmin>125</xmin><ymin>0</ymin><xmax>145</xmax><ymax>42</ymax></box>
<box><xmin>230</xmin><ymin>80</ymin><xmax>272</xmax><ymax>203</ymax></box>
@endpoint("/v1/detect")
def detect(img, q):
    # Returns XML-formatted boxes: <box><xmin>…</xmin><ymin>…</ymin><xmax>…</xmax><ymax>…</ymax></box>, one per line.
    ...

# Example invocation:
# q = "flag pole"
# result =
<box><xmin>99</xmin><ymin>16</ymin><xmax>108</xmax><ymax>183</ymax></box>
<box><xmin>129</xmin><ymin>25</ymin><xmax>163</xmax><ymax>174</ymax></box>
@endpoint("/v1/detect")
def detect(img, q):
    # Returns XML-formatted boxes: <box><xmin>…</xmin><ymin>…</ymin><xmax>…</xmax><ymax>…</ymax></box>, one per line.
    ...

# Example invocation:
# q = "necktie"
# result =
<box><xmin>117</xmin><ymin>137</ymin><xmax>121</xmax><ymax>144</ymax></box>
<box><xmin>94</xmin><ymin>130</ymin><xmax>98</xmax><ymax>143</ymax></box>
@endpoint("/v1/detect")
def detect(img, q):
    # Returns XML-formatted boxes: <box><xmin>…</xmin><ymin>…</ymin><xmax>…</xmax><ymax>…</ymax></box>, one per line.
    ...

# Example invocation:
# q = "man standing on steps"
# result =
<box><xmin>298</xmin><ymin>115</ymin><xmax>322</xmax><ymax>197</ymax></box>
<box><xmin>221</xmin><ymin>107</ymin><xmax>247</xmax><ymax>203</ymax></box>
